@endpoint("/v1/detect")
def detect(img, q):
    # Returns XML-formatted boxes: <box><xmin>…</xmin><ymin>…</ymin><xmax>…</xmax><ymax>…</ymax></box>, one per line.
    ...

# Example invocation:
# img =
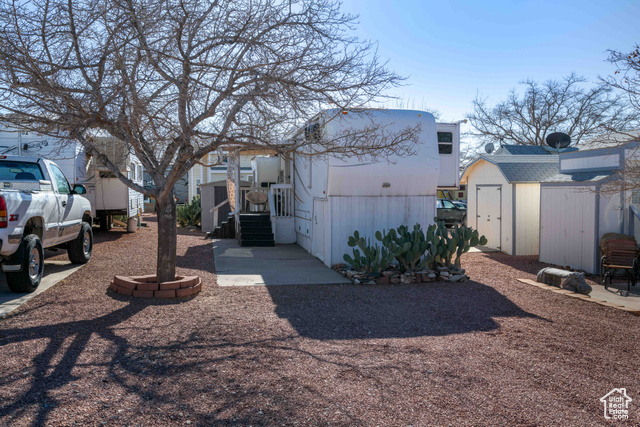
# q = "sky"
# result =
<box><xmin>339</xmin><ymin>0</ymin><xmax>640</xmax><ymax>128</ymax></box>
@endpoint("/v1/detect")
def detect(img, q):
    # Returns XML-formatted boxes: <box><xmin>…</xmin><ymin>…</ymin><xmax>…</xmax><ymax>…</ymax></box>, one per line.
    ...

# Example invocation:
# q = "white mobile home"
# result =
<box><xmin>0</xmin><ymin>126</ymin><xmax>144</xmax><ymax>229</ymax></box>
<box><xmin>460</xmin><ymin>145</ymin><xmax>576</xmax><ymax>255</ymax></box>
<box><xmin>291</xmin><ymin>110</ymin><xmax>440</xmax><ymax>266</ymax></box>
<box><xmin>215</xmin><ymin>109</ymin><xmax>462</xmax><ymax>266</ymax></box>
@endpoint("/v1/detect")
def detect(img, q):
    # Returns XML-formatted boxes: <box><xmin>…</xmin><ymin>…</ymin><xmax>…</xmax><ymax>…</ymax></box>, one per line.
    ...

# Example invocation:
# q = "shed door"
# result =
<box><xmin>476</xmin><ymin>185</ymin><xmax>502</xmax><ymax>250</ymax></box>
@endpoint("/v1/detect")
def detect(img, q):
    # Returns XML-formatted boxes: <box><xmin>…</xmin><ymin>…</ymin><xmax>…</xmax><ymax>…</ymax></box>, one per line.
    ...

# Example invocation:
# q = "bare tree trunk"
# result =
<box><xmin>156</xmin><ymin>193</ymin><xmax>177</xmax><ymax>283</ymax></box>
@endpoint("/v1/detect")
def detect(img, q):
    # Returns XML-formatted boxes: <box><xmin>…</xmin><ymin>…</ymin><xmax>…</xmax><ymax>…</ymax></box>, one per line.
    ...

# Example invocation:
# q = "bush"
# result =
<box><xmin>177</xmin><ymin>196</ymin><xmax>201</xmax><ymax>227</ymax></box>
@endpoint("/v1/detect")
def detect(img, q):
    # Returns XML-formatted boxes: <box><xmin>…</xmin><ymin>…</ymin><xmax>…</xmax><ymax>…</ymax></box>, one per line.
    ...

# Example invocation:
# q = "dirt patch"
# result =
<box><xmin>0</xmin><ymin>222</ymin><xmax>639</xmax><ymax>425</ymax></box>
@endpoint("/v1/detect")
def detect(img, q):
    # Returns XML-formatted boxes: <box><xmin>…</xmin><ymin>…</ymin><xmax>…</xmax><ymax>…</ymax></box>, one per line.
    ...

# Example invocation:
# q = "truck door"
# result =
<box><xmin>48</xmin><ymin>163</ymin><xmax>83</xmax><ymax>244</ymax></box>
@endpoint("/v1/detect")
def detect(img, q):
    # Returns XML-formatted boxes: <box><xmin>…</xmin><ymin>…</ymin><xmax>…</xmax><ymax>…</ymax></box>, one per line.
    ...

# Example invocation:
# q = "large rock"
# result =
<box><xmin>536</xmin><ymin>267</ymin><xmax>592</xmax><ymax>295</ymax></box>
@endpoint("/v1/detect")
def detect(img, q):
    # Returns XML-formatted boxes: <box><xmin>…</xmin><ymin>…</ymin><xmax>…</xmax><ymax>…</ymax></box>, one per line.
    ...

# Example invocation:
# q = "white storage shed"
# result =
<box><xmin>538</xmin><ymin>145</ymin><xmax>631</xmax><ymax>273</ymax></box>
<box><xmin>292</xmin><ymin>109</ymin><xmax>441</xmax><ymax>267</ymax></box>
<box><xmin>460</xmin><ymin>145</ymin><xmax>575</xmax><ymax>255</ymax></box>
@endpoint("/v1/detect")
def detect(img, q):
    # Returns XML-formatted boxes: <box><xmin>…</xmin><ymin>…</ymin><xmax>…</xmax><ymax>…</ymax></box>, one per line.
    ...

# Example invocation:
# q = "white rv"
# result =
<box><xmin>0</xmin><ymin>126</ymin><xmax>144</xmax><ymax>230</ymax></box>
<box><xmin>233</xmin><ymin>109</ymin><xmax>461</xmax><ymax>266</ymax></box>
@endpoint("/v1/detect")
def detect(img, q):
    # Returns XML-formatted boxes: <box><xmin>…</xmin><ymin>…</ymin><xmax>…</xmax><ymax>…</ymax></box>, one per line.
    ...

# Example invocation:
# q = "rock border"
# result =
<box><xmin>332</xmin><ymin>264</ymin><xmax>470</xmax><ymax>285</ymax></box>
<box><xmin>516</xmin><ymin>278</ymin><xmax>640</xmax><ymax>316</ymax></box>
<box><xmin>109</xmin><ymin>275</ymin><xmax>202</xmax><ymax>299</ymax></box>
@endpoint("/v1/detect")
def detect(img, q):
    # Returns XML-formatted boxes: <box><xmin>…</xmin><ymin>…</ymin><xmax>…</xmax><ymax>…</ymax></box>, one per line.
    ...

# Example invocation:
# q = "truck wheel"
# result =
<box><xmin>5</xmin><ymin>234</ymin><xmax>44</xmax><ymax>293</ymax></box>
<box><xmin>68</xmin><ymin>222</ymin><xmax>93</xmax><ymax>264</ymax></box>
<box><xmin>99</xmin><ymin>215</ymin><xmax>112</xmax><ymax>231</ymax></box>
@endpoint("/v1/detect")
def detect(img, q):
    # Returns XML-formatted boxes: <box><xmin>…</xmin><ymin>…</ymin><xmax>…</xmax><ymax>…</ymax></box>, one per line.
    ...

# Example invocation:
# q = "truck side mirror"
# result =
<box><xmin>72</xmin><ymin>184</ymin><xmax>87</xmax><ymax>195</ymax></box>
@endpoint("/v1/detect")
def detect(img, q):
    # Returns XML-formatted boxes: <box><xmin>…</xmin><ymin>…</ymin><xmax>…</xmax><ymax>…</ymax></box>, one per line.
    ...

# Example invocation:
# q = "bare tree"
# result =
<box><xmin>0</xmin><ymin>0</ymin><xmax>415</xmax><ymax>282</ymax></box>
<box><xmin>598</xmin><ymin>44</ymin><xmax>640</xmax><ymax>197</ymax></box>
<box><xmin>466</xmin><ymin>73</ymin><xmax>637</xmax><ymax>148</ymax></box>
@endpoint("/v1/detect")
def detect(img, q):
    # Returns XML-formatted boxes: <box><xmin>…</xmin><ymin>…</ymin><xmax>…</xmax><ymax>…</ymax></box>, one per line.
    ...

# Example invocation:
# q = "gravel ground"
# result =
<box><xmin>0</xmin><ymin>215</ymin><xmax>639</xmax><ymax>426</ymax></box>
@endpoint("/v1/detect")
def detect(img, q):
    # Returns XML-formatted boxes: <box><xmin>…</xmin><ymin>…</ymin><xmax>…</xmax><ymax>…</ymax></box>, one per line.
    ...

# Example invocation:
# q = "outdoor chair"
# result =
<box><xmin>600</xmin><ymin>236</ymin><xmax>640</xmax><ymax>292</ymax></box>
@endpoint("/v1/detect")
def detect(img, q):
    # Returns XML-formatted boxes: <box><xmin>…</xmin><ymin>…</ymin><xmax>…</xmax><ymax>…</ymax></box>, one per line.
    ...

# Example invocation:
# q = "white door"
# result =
<box><xmin>311</xmin><ymin>199</ymin><xmax>327</xmax><ymax>262</ymax></box>
<box><xmin>476</xmin><ymin>185</ymin><xmax>502</xmax><ymax>250</ymax></box>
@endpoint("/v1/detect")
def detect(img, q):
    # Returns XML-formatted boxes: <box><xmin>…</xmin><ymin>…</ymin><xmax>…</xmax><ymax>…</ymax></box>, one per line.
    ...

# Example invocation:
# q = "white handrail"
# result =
<box><xmin>211</xmin><ymin>198</ymin><xmax>229</xmax><ymax>229</ymax></box>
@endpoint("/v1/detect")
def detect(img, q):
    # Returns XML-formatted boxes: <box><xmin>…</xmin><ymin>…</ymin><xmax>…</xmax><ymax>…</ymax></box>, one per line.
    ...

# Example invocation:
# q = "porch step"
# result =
<box><xmin>211</xmin><ymin>216</ymin><xmax>235</xmax><ymax>239</ymax></box>
<box><xmin>239</xmin><ymin>213</ymin><xmax>271</xmax><ymax>223</ymax></box>
<box><xmin>240</xmin><ymin>239</ymin><xmax>275</xmax><ymax>247</ymax></box>
<box><xmin>239</xmin><ymin>213</ymin><xmax>274</xmax><ymax>246</ymax></box>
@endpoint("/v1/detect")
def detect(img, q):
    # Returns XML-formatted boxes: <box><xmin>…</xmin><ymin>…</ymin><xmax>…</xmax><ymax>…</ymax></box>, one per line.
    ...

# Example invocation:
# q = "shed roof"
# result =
<box><xmin>461</xmin><ymin>154</ymin><xmax>560</xmax><ymax>184</ymax></box>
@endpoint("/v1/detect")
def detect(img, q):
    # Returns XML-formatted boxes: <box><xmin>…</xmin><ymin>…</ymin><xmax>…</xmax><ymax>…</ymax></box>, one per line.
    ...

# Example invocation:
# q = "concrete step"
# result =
<box><xmin>240</xmin><ymin>239</ymin><xmax>275</xmax><ymax>247</ymax></box>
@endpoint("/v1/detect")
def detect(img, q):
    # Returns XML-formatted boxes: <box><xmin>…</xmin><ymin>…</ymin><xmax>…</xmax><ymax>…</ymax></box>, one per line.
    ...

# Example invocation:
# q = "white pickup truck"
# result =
<box><xmin>0</xmin><ymin>156</ymin><xmax>93</xmax><ymax>292</ymax></box>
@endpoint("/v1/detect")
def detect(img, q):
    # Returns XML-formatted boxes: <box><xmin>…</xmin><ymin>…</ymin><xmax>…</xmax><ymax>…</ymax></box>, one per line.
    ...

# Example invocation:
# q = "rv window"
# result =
<box><xmin>437</xmin><ymin>132</ymin><xmax>453</xmax><ymax>155</ymax></box>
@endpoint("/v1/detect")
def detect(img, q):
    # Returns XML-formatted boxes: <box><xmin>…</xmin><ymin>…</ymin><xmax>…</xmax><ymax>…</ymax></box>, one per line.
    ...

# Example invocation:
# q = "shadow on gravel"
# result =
<box><xmin>176</xmin><ymin>241</ymin><xmax>215</xmax><ymax>273</ymax></box>
<box><xmin>0</xmin><ymin>298</ymin><xmax>188</xmax><ymax>426</ymax></box>
<box><xmin>267</xmin><ymin>281</ymin><xmax>544</xmax><ymax>340</ymax></box>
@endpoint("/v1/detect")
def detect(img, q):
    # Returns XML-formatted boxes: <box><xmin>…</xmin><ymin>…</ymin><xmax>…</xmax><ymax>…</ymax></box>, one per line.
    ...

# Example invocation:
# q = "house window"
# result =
<box><xmin>632</xmin><ymin>189</ymin><xmax>640</xmax><ymax>206</ymax></box>
<box><xmin>438</xmin><ymin>132</ymin><xmax>453</xmax><ymax>155</ymax></box>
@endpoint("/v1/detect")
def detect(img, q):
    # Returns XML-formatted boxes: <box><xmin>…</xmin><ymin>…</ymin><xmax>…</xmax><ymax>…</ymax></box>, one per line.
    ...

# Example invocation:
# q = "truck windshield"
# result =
<box><xmin>0</xmin><ymin>161</ymin><xmax>44</xmax><ymax>181</ymax></box>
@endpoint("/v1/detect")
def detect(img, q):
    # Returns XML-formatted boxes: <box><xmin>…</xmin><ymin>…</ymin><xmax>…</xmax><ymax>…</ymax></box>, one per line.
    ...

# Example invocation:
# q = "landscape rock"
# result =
<box><xmin>382</xmin><ymin>271</ymin><xmax>395</xmax><ymax>277</ymax></box>
<box><xmin>376</xmin><ymin>277</ymin><xmax>390</xmax><ymax>285</ymax></box>
<box><xmin>353</xmin><ymin>279</ymin><xmax>361</xmax><ymax>285</ymax></box>
<box><xmin>428</xmin><ymin>273</ymin><xmax>436</xmax><ymax>279</ymax></box>
<box><xmin>390</xmin><ymin>277</ymin><xmax>401</xmax><ymax>284</ymax></box>
<box><xmin>346</xmin><ymin>270</ymin><xmax>357</xmax><ymax>278</ymax></box>
<box><xmin>562</xmin><ymin>274</ymin><xmax>592</xmax><ymax>295</ymax></box>
<box><xmin>536</xmin><ymin>267</ymin><xmax>592</xmax><ymax>295</ymax></box>
<box><xmin>449</xmin><ymin>274</ymin><xmax>464</xmax><ymax>282</ymax></box>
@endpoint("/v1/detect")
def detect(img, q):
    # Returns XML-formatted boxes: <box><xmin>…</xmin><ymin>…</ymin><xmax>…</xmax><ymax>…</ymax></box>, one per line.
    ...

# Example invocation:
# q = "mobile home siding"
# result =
<box><xmin>560</xmin><ymin>155</ymin><xmax>620</xmax><ymax>172</ymax></box>
<box><xmin>514</xmin><ymin>183</ymin><xmax>540</xmax><ymax>256</ymax></box>
<box><xmin>539</xmin><ymin>185</ymin><xmax>597</xmax><ymax>273</ymax></box>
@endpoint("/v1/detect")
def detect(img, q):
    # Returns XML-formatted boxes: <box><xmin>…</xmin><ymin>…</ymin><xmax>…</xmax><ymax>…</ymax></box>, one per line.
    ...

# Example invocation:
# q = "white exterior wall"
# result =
<box><xmin>328</xmin><ymin>196</ymin><xmax>437</xmax><ymax>267</ymax></box>
<box><xmin>599</xmin><ymin>191</ymin><xmax>624</xmax><ymax>240</ymax></box>
<box><xmin>539</xmin><ymin>185</ymin><xmax>597</xmax><ymax>273</ymax></box>
<box><xmin>188</xmin><ymin>153</ymin><xmax>254</xmax><ymax>201</ymax></box>
<box><xmin>560</xmin><ymin>154</ymin><xmax>620</xmax><ymax>172</ymax></box>
<box><xmin>514</xmin><ymin>183</ymin><xmax>540</xmax><ymax>256</ymax></box>
<box><xmin>435</xmin><ymin>123</ymin><xmax>461</xmax><ymax>188</ymax></box>
<box><xmin>466</xmin><ymin>161</ymin><xmax>513</xmax><ymax>254</ymax></box>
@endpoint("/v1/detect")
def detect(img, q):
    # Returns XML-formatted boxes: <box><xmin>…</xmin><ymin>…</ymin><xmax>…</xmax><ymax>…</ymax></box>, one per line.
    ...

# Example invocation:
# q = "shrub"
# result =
<box><xmin>177</xmin><ymin>196</ymin><xmax>202</xmax><ymax>227</ymax></box>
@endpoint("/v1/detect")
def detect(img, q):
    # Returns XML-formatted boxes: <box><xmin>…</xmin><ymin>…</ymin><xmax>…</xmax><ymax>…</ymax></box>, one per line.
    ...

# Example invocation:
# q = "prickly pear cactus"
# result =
<box><xmin>343</xmin><ymin>230</ymin><xmax>395</xmax><ymax>275</ymax></box>
<box><xmin>429</xmin><ymin>219</ymin><xmax>488</xmax><ymax>268</ymax></box>
<box><xmin>376</xmin><ymin>223</ymin><xmax>432</xmax><ymax>272</ymax></box>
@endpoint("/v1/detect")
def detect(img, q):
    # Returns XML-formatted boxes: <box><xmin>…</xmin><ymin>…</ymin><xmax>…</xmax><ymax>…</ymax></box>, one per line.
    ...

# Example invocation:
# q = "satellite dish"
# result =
<box><xmin>485</xmin><ymin>143</ymin><xmax>495</xmax><ymax>154</ymax></box>
<box><xmin>246</xmin><ymin>190</ymin><xmax>268</xmax><ymax>205</ymax></box>
<box><xmin>546</xmin><ymin>132</ymin><xmax>571</xmax><ymax>149</ymax></box>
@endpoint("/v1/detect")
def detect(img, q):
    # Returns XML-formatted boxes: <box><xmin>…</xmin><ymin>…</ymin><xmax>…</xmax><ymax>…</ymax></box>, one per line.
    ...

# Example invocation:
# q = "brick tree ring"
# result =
<box><xmin>109</xmin><ymin>275</ymin><xmax>202</xmax><ymax>299</ymax></box>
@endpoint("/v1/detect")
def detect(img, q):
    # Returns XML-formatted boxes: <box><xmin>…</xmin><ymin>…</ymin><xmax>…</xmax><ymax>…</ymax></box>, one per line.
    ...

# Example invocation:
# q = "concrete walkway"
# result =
<box><xmin>589</xmin><ymin>280</ymin><xmax>640</xmax><ymax>311</ymax></box>
<box><xmin>213</xmin><ymin>239</ymin><xmax>350</xmax><ymax>286</ymax></box>
<box><xmin>0</xmin><ymin>260</ymin><xmax>84</xmax><ymax>318</ymax></box>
